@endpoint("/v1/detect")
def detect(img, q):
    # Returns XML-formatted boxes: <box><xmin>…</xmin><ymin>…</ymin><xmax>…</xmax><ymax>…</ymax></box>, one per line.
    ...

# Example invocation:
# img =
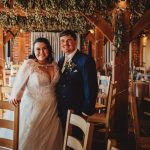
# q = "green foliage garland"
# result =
<box><xmin>0</xmin><ymin>0</ymin><xmax>148</xmax><ymax>33</ymax></box>
<box><xmin>114</xmin><ymin>10</ymin><xmax>125</xmax><ymax>53</ymax></box>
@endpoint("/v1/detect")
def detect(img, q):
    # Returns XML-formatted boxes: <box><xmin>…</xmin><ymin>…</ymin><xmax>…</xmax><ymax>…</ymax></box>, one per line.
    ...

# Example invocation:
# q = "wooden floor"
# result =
<box><xmin>92</xmin><ymin>130</ymin><xmax>136</xmax><ymax>150</ymax></box>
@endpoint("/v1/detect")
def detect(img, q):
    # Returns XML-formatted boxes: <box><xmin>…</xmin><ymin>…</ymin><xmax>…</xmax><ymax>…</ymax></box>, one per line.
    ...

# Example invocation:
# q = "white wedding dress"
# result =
<box><xmin>10</xmin><ymin>59</ymin><xmax>63</xmax><ymax>150</ymax></box>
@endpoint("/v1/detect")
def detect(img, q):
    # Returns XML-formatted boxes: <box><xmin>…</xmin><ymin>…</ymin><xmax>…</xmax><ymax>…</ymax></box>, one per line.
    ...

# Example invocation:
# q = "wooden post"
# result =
<box><xmin>0</xmin><ymin>28</ymin><xmax>4</xmax><ymax>67</ymax></box>
<box><xmin>0</xmin><ymin>28</ymin><xmax>4</xmax><ymax>118</ymax></box>
<box><xmin>113</xmin><ymin>9</ymin><xmax>130</xmax><ymax>149</ymax></box>
<box><xmin>95</xmin><ymin>28</ymin><xmax>104</xmax><ymax>71</ymax></box>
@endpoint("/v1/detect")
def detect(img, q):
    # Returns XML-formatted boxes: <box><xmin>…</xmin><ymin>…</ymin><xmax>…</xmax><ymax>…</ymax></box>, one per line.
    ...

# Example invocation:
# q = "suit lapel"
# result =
<box><xmin>71</xmin><ymin>49</ymin><xmax>80</xmax><ymax>64</ymax></box>
<box><xmin>59</xmin><ymin>57</ymin><xmax>65</xmax><ymax>70</ymax></box>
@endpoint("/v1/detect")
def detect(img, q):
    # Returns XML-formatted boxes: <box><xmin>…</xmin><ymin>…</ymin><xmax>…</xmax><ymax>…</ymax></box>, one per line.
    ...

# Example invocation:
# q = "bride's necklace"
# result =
<box><xmin>38</xmin><ymin>61</ymin><xmax>50</xmax><ymax>69</ymax></box>
<box><xmin>38</xmin><ymin>63</ymin><xmax>51</xmax><ymax>69</ymax></box>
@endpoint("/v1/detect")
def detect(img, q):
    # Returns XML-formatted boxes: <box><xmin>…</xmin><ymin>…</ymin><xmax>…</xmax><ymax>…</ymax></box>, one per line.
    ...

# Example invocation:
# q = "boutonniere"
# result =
<box><xmin>64</xmin><ymin>60</ymin><xmax>77</xmax><ymax>72</ymax></box>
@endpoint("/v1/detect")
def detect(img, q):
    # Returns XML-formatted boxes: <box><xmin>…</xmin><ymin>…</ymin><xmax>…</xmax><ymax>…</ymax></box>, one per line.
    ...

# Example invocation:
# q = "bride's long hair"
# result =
<box><xmin>31</xmin><ymin>37</ymin><xmax>54</xmax><ymax>64</ymax></box>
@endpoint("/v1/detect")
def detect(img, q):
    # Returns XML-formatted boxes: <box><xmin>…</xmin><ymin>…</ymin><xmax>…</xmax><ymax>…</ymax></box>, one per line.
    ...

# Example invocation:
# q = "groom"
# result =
<box><xmin>57</xmin><ymin>30</ymin><xmax>98</xmax><ymax>131</ymax></box>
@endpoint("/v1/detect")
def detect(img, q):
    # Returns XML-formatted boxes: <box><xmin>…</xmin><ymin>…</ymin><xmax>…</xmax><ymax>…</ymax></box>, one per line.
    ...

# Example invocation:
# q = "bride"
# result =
<box><xmin>9</xmin><ymin>37</ymin><xmax>63</xmax><ymax>150</ymax></box>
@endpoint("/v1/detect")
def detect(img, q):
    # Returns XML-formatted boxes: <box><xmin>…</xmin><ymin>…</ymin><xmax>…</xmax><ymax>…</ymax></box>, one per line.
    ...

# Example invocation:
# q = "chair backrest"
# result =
<box><xmin>63</xmin><ymin>110</ymin><xmax>94</xmax><ymax>150</ymax></box>
<box><xmin>0</xmin><ymin>101</ymin><xmax>19</xmax><ymax>150</ymax></box>
<box><xmin>87</xmin><ymin>82</ymin><xmax>117</xmax><ymax>149</ymax></box>
<box><xmin>105</xmin><ymin>82</ymin><xmax>117</xmax><ymax>133</ymax></box>
<box><xmin>96</xmin><ymin>75</ymin><xmax>111</xmax><ymax>110</ymax></box>
<box><xmin>0</xmin><ymin>86</ymin><xmax>12</xmax><ymax>101</ymax></box>
<box><xmin>135</xmin><ymin>67</ymin><xmax>146</xmax><ymax>74</ymax></box>
<box><xmin>130</xmin><ymin>94</ymin><xmax>150</xmax><ymax>150</ymax></box>
<box><xmin>10</xmin><ymin>64</ymin><xmax>20</xmax><ymax>76</ymax></box>
<box><xmin>0</xmin><ymin>86</ymin><xmax>12</xmax><ymax>120</ymax></box>
<box><xmin>107</xmin><ymin>139</ymin><xmax>119</xmax><ymax>150</ymax></box>
<box><xmin>98</xmin><ymin>75</ymin><xmax>111</xmax><ymax>96</ymax></box>
<box><xmin>0</xmin><ymin>79</ymin><xmax>3</xmax><ymax>86</ymax></box>
<box><xmin>3</xmin><ymin>69</ymin><xmax>11</xmax><ymax>86</ymax></box>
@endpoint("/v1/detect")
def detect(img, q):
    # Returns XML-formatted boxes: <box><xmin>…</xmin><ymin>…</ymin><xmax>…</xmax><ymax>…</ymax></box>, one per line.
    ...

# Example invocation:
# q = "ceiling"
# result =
<box><xmin>0</xmin><ymin>0</ymin><xmax>149</xmax><ymax>33</ymax></box>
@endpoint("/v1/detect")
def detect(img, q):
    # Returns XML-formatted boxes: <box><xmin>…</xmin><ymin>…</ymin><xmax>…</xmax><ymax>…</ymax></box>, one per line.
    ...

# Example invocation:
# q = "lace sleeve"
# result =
<box><xmin>9</xmin><ymin>59</ymin><xmax>33</xmax><ymax>101</ymax></box>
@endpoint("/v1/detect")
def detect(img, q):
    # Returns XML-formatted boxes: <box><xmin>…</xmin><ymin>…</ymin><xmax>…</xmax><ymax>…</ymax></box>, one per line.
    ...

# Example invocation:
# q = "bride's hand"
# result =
<box><xmin>9</xmin><ymin>98</ymin><xmax>21</xmax><ymax>107</ymax></box>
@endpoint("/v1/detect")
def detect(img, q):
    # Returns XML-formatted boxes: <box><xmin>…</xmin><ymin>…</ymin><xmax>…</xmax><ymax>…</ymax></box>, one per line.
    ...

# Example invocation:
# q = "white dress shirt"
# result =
<box><xmin>61</xmin><ymin>49</ymin><xmax>77</xmax><ymax>72</ymax></box>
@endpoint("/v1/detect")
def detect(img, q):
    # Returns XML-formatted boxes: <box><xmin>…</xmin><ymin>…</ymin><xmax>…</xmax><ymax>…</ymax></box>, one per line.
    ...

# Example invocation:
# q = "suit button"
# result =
<box><xmin>63</xmin><ymin>84</ymin><xmax>66</xmax><ymax>87</ymax></box>
<box><xmin>62</xmin><ymin>95</ymin><xmax>66</xmax><ymax>98</ymax></box>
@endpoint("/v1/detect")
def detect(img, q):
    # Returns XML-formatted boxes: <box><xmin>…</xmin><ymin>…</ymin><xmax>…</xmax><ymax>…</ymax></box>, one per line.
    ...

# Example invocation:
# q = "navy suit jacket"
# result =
<box><xmin>57</xmin><ymin>50</ymin><xmax>98</xmax><ymax>124</ymax></box>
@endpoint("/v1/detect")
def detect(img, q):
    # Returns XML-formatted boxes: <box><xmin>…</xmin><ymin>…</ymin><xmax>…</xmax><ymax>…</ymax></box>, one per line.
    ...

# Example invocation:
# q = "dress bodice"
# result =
<box><xmin>27</xmin><ymin>60</ymin><xmax>59</xmax><ymax>95</ymax></box>
<box><xmin>10</xmin><ymin>59</ymin><xmax>60</xmax><ymax>101</ymax></box>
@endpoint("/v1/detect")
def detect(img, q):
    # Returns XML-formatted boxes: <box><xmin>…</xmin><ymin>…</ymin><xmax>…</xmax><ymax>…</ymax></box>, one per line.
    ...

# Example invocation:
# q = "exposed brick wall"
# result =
<box><xmin>11</xmin><ymin>36</ymin><xmax>19</xmax><ymax>63</ymax></box>
<box><xmin>11</xmin><ymin>32</ymin><xmax>31</xmax><ymax>63</ymax></box>
<box><xmin>131</xmin><ymin>39</ymin><xmax>140</xmax><ymax>66</ymax></box>
<box><xmin>24</xmin><ymin>32</ymin><xmax>31</xmax><ymax>58</ymax></box>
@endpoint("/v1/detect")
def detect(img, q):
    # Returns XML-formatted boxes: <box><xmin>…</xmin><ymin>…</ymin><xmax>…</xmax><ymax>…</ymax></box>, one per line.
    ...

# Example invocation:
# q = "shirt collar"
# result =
<box><xmin>65</xmin><ymin>49</ymin><xmax>77</xmax><ymax>61</ymax></box>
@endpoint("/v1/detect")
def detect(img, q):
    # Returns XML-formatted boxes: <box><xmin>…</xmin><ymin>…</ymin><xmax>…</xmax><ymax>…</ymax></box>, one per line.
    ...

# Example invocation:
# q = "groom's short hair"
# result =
<box><xmin>60</xmin><ymin>30</ymin><xmax>77</xmax><ymax>41</ymax></box>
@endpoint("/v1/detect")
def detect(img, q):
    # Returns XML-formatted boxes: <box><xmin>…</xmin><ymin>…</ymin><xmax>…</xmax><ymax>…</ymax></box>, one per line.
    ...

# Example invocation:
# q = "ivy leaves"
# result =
<box><xmin>0</xmin><ymin>0</ymin><xmax>148</xmax><ymax>32</ymax></box>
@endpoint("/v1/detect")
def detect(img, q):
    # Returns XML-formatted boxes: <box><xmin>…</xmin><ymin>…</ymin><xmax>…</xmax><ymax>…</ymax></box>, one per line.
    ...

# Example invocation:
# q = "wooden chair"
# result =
<box><xmin>0</xmin><ymin>101</ymin><xmax>19</xmax><ymax>150</ymax></box>
<box><xmin>0</xmin><ymin>66</ymin><xmax>3</xmax><ymax>84</ymax></box>
<box><xmin>88</xmin><ymin>82</ymin><xmax>117</xmax><ymax>147</ymax></box>
<box><xmin>3</xmin><ymin>69</ymin><xmax>11</xmax><ymax>86</ymax></box>
<box><xmin>0</xmin><ymin>79</ymin><xmax>3</xmax><ymax>86</ymax></box>
<box><xmin>0</xmin><ymin>86</ymin><xmax>12</xmax><ymax>119</ymax></box>
<box><xmin>130</xmin><ymin>94</ymin><xmax>150</xmax><ymax>150</ymax></box>
<box><xmin>143</xmin><ymin>97</ymin><xmax>150</xmax><ymax>117</ymax></box>
<box><xmin>96</xmin><ymin>75</ymin><xmax>111</xmax><ymax>111</ymax></box>
<box><xmin>107</xmin><ymin>139</ymin><xmax>119</xmax><ymax>150</ymax></box>
<box><xmin>135</xmin><ymin>67</ymin><xmax>146</xmax><ymax>74</ymax></box>
<box><xmin>10</xmin><ymin>64</ymin><xmax>20</xmax><ymax>76</ymax></box>
<box><xmin>0</xmin><ymin>86</ymin><xmax>12</xmax><ymax>101</ymax></box>
<box><xmin>63</xmin><ymin>110</ymin><xmax>94</xmax><ymax>150</ymax></box>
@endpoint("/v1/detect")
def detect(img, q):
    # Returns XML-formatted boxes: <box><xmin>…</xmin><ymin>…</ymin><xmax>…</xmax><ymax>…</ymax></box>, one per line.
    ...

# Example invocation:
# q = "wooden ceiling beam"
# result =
<box><xmin>3</xmin><ymin>28</ymin><xmax>18</xmax><ymax>44</ymax></box>
<box><xmin>82</xmin><ymin>13</ymin><xmax>114</xmax><ymax>42</ymax></box>
<box><xmin>131</xmin><ymin>10</ymin><xmax>150</xmax><ymax>41</ymax></box>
